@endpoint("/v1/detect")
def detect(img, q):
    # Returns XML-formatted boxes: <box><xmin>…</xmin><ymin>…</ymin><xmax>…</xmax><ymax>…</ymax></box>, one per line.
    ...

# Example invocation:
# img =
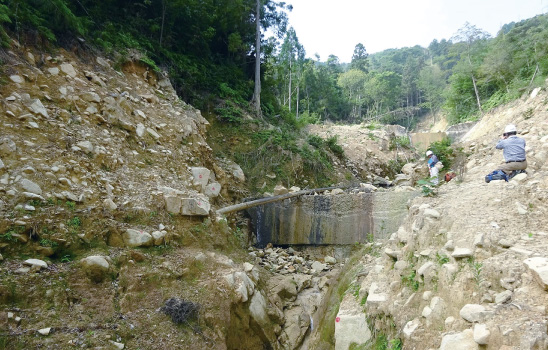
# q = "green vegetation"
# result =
<box><xmin>208</xmin><ymin>116</ymin><xmax>342</xmax><ymax>193</ymax></box>
<box><xmin>436</xmin><ymin>253</ymin><xmax>450</xmax><ymax>266</ymax></box>
<box><xmin>467</xmin><ymin>258</ymin><xmax>483</xmax><ymax>286</ymax></box>
<box><xmin>389</xmin><ymin>136</ymin><xmax>411</xmax><ymax>150</ymax></box>
<box><xmin>0</xmin><ymin>1</ymin><xmax>544</xmax><ymax>203</ymax></box>
<box><xmin>364</xmin><ymin>313</ymin><xmax>402</xmax><ymax>350</ymax></box>
<box><xmin>1</xmin><ymin>1</ymin><xmax>546</xmax><ymax>127</ymax></box>
<box><xmin>416</xmin><ymin>178</ymin><xmax>437</xmax><ymax>197</ymax></box>
<box><xmin>1</xmin><ymin>226</ymin><xmax>24</xmax><ymax>242</ymax></box>
<box><xmin>401</xmin><ymin>269</ymin><xmax>420</xmax><ymax>292</ymax></box>
<box><xmin>65</xmin><ymin>201</ymin><xmax>76</xmax><ymax>211</ymax></box>
<box><xmin>427</xmin><ymin>138</ymin><xmax>454</xmax><ymax>169</ymax></box>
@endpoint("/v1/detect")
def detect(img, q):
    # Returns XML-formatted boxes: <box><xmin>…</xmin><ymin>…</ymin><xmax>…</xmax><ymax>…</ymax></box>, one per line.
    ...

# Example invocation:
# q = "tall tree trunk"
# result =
<box><xmin>296</xmin><ymin>84</ymin><xmax>299</xmax><ymax>119</ymax></box>
<box><xmin>252</xmin><ymin>0</ymin><xmax>261</xmax><ymax>115</ymax></box>
<box><xmin>288</xmin><ymin>57</ymin><xmax>292</xmax><ymax>112</ymax></box>
<box><xmin>160</xmin><ymin>0</ymin><xmax>167</xmax><ymax>46</ymax></box>
<box><xmin>466</xmin><ymin>48</ymin><xmax>482</xmax><ymax>116</ymax></box>
<box><xmin>471</xmin><ymin>74</ymin><xmax>482</xmax><ymax>115</ymax></box>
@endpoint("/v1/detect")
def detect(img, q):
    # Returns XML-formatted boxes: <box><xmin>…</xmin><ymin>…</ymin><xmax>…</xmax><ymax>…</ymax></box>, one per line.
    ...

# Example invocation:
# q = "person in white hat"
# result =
<box><xmin>495</xmin><ymin>124</ymin><xmax>527</xmax><ymax>175</ymax></box>
<box><xmin>426</xmin><ymin>150</ymin><xmax>439</xmax><ymax>184</ymax></box>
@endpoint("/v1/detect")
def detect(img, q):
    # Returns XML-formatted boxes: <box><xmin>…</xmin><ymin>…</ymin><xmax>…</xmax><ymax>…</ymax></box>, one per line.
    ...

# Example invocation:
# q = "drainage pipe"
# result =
<box><xmin>216</xmin><ymin>186</ymin><xmax>349</xmax><ymax>215</ymax></box>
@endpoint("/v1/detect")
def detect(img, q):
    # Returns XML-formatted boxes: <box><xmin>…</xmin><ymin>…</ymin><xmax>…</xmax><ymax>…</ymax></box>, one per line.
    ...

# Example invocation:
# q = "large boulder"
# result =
<box><xmin>393</xmin><ymin>174</ymin><xmax>412</xmax><ymax>186</ymax></box>
<box><xmin>439</xmin><ymin>329</ymin><xmax>478</xmax><ymax>350</ymax></box>
<box><xmin>191</xmin><ymin>167</ymin><xmax>210</xmax><ymax>191</ymax></box>
<box><xmin>123</xmin><ymin>229</ymin><xmax>153</xmax><ymax>247</ymax></box>
<box><xmin>24</xmin><ymin>259</ymin><xmax>48</xmax><ymax>270</ymax></box>
<box><xmin>282</xmin><ymin>306</ymin><xmax>310</xmax><ymax>350</ymax></box>
<box><xmin>224</xmin><ymin>271</ymin><xmax>255</xmax><ymax>303</ymax></box>
<box><xmin>80</xmin><ymin>256</ymin><xmax>111</xmax><ymax>282</ymax></box>
<box><xmin>523</xmin><ymin>257</ymin><xmax>548</xmax><ymax>290</ymax></box>
<box><xmin>335</xmin><ymin>293</ymin><xmax>371</xmax><ymax>350</ymax></box>
<box><xmin>459</xmin><ymin>304</ymin><xmax>486</xmax><ymax>323</ymax></box>
<box><xmin>60</xmin><ymin>63</ymin><xmax>77</xmax><ymax>77</ymax></box>
<box><xmin>181</xmin><ymin>196</ymin><xmax>210</xmax><ymax>216</ymax></box>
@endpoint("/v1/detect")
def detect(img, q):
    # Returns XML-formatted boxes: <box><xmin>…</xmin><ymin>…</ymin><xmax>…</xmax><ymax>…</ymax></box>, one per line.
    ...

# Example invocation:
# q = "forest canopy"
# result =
<box><xmin>1</xmin><ymin>1</ymin><xmax>547</xmax><ymax>126</ymax></box>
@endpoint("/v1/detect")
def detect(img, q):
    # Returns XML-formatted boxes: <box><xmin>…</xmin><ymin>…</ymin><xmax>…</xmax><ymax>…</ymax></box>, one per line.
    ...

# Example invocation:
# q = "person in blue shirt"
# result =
<box><xmin>495</xmin><ymin>124</ymin><xmax>527</xmax><ymax>176</ymax></box>
<box><xmin>426</xmin><ymin>150</ymin><xmax>439</xmax><ymax>184</ymax></box>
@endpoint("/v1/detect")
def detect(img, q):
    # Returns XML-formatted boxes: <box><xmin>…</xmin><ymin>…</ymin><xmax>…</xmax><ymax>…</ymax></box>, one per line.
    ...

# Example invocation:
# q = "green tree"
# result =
<box><xmin>337</xmin><ymin>69</ymin><xmax>367</xmax><ymax>120</ymax></box>
<box><xmin>418</xmin><ymin>64</ymin><xmax>446</xmax><ymax>119</ymax></box>
<box><xmin>350</xmin><ymin>43</ymin><xmax>369</xmax><ymax>72</ymax></box>
<box><xmin>363</xmin><ymin>71</ymin><xmax>402</xmax><ymax>120</ymax></box>
<box><xmin>451</xmin><ymin>22</ymin><xmax>491</xmax><ymax>116</ymax></box>
<box><xmin>278</xmin><ymin>27</ymin><xmax>305</xmax><ymax>116</ymax></box>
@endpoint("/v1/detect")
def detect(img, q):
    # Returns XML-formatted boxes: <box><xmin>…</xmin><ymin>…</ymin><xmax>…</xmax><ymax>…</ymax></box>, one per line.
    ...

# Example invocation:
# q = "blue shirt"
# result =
<box><xmin>496</xmin><ymin>136</ymin><xmax>526</xmax><ymax>162</ymax></box>
<box><xmin>428</xmin><ymin>155</ymin><xmax>438</xmax><ymax>168</ymax></box>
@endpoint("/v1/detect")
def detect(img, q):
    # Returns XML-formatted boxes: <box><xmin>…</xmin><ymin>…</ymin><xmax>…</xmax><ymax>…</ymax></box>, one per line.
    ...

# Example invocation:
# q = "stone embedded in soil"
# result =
<box><xmin>473</xmin><ymin>324</ymin><xmax>490</xmax><ymax>345</ymax></box>
<box><xmin>190</xmin><ymin>167</ymin><xmax>210</xmax><ymax>191</ymax></box>
<box><xmin>151</xmin><ymin>230</ymin><xmax>166</xmax><ymax>245</ymax></box>
<box><xmin>80</xmin><ymin>255</ymin><xmax>110</xmax><ymax>282</ymax></box>
<box><xmin>164</xmin><ymin>195</ymin><xmax>182</xmax><ymax>214</ymax></box>
<box><xmin>60</xmin><ymin>63</ymin><xmax>77</xmax><ymax>77</ymax></box>
<box><xmin>109</xmin><ymin>340</ymin><xmax>125</xmax><ymax>349</ymax></box>
<box><xmin>512</xmin><ymin>173</ymin><xmax>528</xmax><ymax>182</ymax></box>
<box><xmin>324</xmin><ymin>256</ymin><xmax>337</xmax><ymax>264</ymax></box>
<box><xmin>459</xmin><ymin>304</ymin><xmax>486</xmax><ymax>323</ymax></box>
<box><xmin>523</xmin><ymin>257</ymin><xmax>548</xmax><ymax>290</ymax></box>
<box><xmin>136</xmin><ymin>123</ymin><xmax>145</xmax><ymax>137</ymax></box>
<box><xmin>335</xmin><ymin>293</ymin><xmax>371</xmax><ymax>350</ymax></box>
<box><xmin>494</xmin><ymin>290</ymin><xmax>513</xmax><ymax>304</ymax></box>
<box><xmin>273</xmin><ymin>185</ymin><xmax>288</xmax><ymax>195</ymax></box>
<box><xmin>37</xmin><ymin>328</ymin><xmax>51</xmax><ymax>336</ymax></box>
<box><xmin>181</xmin><ymin>197</ymin><xmax>210</xmax><ymax>216</ymax></box>
<box><xmin>103</xmin><ymin>198</ymin><xmax>117</xmax><ymax>211</ymax></box>
<box><xmin>204</xmin><ymin>182</ymin><xmax>221</xmax><ymax>197</ymax></box>
<box><xmin>24</xmin><ymin>258</ymin><xmax>48</xmax><ymax>270</ymax></box>
<box><xmin>10</xmin><ymin>75</ymin><xmax>24</xmax><ymax>83</ymax></box>
<box><xmin>384</xmin><ymin>248</ymin><xmax>399</xmax><ymax>259</ymax></box>
<box><xmin>311</xmin><ymin>261</ymin><xmax>327</xmax><ymax>272</ymax></box>
<box><xmin>123</xmin><ymin>229</ymin><xmax>153</xmax><ymax>247</ymax></box>
<box><xmin>76</xmin><ymin>140</ymin><xmax>94</xmax><ymax>153</ymax></box>
<box><xmin>424</xmin><ymin>208</ymin><xmax>440</xmax><ymax>219</ymax></box>
<box><xmin>417</xmin><ymin>261</ymin><xmax>434</xmax><ymax>276</ymax></box>
<box><xmin>19</xmin><ymin>178</ymin><xmax>42</xmax><ymax>195</ymax></box>
<box><xmin>498</xmin><ymin>239</ymin><xmax>513</xmax><ymax>248</ymax></box>
<box><xmin>452</xmin><ymin>247</ymin><xmax>473</xmax><ymax>258</ymax></box>
<box><xmin>440</xmin><ymin>329</ymin><xmax>478</xmax><ymax>350</ymax></box>
<box><xmin>403</xmin><ymin>318</ymin><xmax>420</xmax><ymax>339</ymax></box>
<box><xmin>146</xmin><ymin>127</ymin><xmax>161</xmax><ymax>140</ymax></box>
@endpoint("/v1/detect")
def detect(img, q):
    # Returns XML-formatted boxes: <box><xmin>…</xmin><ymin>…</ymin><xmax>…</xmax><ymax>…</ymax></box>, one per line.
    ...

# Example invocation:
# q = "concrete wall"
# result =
<box><xmin>410</xmin><ymin>132</ymin><xmax>446</xmax><ymax>152</ymax></box>
<box><xmin>247</xmin><ymin>190</ymin><xmax>419</xmax><ymax>247</ymax></box>
<box><xmin>446</xmin><ymin>121</ymin><xmax>477</xmax><ymax>142</ymax></box>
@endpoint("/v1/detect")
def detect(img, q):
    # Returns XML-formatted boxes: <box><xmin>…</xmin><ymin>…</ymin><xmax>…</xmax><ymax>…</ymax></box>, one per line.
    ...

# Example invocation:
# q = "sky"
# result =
<box><xmin>282</xmin><ymin>0</ymin><xmax>548</xmax><ymax>62</ymax></box>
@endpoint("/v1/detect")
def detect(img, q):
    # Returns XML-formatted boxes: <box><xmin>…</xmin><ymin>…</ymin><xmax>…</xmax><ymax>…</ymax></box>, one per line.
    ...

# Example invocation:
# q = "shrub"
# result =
<box><xmin>307</xmin><ymin>135</ymin><xmax>324</xmax><ymax>148</ymax></box>
<box><xmin>389</xmin><ymin>136</ymin><xmax>411</xmax><ymax>150</ymax></box>
<box><xmin>427</xmin><ymin>137</ymin><xmax>454</xmax><ymax>169</ymax></box>
<box><xmin>326</xmin><ymin>136</ymin><xmax>344</xmax><ymax>157</ymax></box>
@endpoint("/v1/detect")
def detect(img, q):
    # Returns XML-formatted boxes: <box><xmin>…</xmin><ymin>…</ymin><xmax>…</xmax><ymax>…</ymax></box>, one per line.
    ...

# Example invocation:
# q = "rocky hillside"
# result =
<box><xmin>0</xmin><ymin>43</ymin><xmax>369</xmax><ymax>350</ymax></box>
<box><xmin>333</xmin><ymin>87</ymin><xmax>548</xmax><ymax>349</ymax></box>
<box><xmin>307</xmin><ymin>123</ymin><xmax>416</xmax><ymax>181</ymax></box>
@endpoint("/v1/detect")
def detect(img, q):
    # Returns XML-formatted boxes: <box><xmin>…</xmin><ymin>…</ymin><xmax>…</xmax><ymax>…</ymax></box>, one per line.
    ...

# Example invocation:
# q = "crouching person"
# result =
<box><xmin>496</xmin><ymin>124</ymin><xmax>527</xmax><ymax>177</ymax></box>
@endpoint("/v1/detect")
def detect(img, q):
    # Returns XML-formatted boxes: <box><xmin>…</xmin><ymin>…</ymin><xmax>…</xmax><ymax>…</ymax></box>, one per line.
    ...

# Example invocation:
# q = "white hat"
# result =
<box><xmin>504</xmin><ymin>124</ymin><xmax>517</xmax><ymax>133</ymax></box>
<box><xmin>426</xmin><ymin>150</ymin><xmax>433</xmax><ymax>156</ymax></box>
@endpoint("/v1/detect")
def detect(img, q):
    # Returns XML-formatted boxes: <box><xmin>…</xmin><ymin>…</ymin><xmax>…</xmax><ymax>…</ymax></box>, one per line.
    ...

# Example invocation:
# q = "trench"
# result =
<box><xmin>232</xmin><ymin>189</ymin><xmax>418</xmax><ymax>349</ymax></box>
